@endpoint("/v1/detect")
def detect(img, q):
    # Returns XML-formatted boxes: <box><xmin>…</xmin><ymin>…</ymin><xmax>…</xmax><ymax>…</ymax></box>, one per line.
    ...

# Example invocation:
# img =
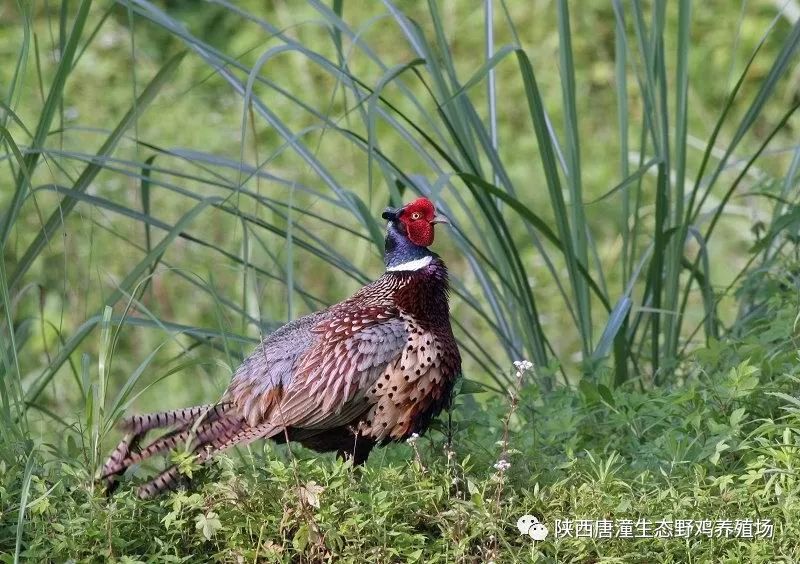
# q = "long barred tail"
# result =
<box><xmin>102</xmin><ymin>413</ymin><xmax>242</xmax><ymax>478</ymax></box>
<box><xmin>100</xmin><ymin>403</ymin><xmax>278</xmax><ymax>498</ymax></box>
<box><xmin>101</xmin><ymin>404</ymin><xmax>230</xmax><ymax>483</ymax></box>
<box><xmin>136</xmin><ymin>421</ymin><xmax>279</xmax><ymax>499</ymax></box>
<box><xmin>119</xmin><ymin>403</ymin><xmax>231</xmax><ymax>435</ymax></box>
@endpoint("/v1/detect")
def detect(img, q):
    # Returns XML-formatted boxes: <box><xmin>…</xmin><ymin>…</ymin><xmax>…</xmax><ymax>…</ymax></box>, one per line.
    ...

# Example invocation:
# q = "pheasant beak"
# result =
<box><xmin>431</xmin><ymin>213</ymin><xmax>450</xmax><ymax>225</ymax></box>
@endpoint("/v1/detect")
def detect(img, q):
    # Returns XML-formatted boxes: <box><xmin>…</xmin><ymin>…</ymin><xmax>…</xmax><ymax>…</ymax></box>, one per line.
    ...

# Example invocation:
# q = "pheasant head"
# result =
<box><xmin>382</xmin><ymin>197</ymin><xmax>449</xmax><ymax>272</ymax></box>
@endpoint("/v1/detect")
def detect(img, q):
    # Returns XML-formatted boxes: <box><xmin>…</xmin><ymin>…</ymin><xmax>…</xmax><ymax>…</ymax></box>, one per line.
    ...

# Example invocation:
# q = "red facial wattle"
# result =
<box><xmin>406</xmin><ymin>218</ymin><xmax>435</xmax><ymax>247</ymax></box>
<box><xmin>399</xmin><ymin>197</ymin><xmax>438</xmax><ymax>247</ymax></box>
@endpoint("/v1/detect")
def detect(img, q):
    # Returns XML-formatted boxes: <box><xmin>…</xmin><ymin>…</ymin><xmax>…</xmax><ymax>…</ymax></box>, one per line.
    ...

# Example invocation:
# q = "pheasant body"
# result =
<box><xmin>102</xmin><ymin>197</ymin><xmax>461</xmax><ymax>498</ymax></box>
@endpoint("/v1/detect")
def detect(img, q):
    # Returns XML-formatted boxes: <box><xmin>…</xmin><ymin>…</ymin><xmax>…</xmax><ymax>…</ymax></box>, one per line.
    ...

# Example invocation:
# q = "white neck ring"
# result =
<box><xmin>386</xmin><ymin>255</ymin><xmax>432</xmax><ymax>272</ymax></box>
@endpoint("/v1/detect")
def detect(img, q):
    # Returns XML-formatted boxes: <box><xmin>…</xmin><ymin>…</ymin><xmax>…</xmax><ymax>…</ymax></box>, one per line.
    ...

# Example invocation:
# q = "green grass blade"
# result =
<box><xmin>691</xmin><ymin>18</ymin><xmax>800</xmax><ymax>221</ymax></box>
<box><xmin>14</xmin><ymin>450</ymin><xmax>36</xmax><ymax>564</ymax></box>
<box><xmin>662</xmin><ymin>0</ymin><xmax>691</xmax><ymax>366</ymax></box>
<box><xmin>8</xmin><ymin>51</ymin><xmax>186</xmax><ymax>292</ymax></box>
<box><xmin>514</xmin><ymin>50</ymin><xmax>594</xmax><ymax>341</ymax></box>
<box><xmin>6</xmin><ymin>0</ymin><xmax>92</xmax><ymax>234</ymax></box>
<box><xmin>2</xmin><ymin>1</ymin><xmax>31</xmax><ymax>128</ymax></box>
<box><xmin>556</xmin><ymin>0</ymin><xmax>592</xmax><ymax>354</ymax></box>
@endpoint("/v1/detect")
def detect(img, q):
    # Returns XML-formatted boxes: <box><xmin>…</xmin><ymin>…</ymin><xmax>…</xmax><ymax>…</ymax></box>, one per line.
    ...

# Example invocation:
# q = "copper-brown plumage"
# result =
<box><xmin>101</xmin><ymin>197</ymin><xmax>461</xmax><ymax>498</ymax></box>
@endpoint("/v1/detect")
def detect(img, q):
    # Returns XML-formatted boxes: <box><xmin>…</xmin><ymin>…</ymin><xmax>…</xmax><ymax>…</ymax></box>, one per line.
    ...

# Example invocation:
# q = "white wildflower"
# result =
<box><xmin>407</xmin><ymin>432</ymin><xmax>420</xmax><ymax>445</ymax></box>
<box><xmin>493</xmin><ymin>459</ymin><xmax>511</xmax><ymax>472</ymax></box>
<box><xmin>513</xmin><ymin>360</ymin><xmax>533</xmax><ymax>372</ymax></box>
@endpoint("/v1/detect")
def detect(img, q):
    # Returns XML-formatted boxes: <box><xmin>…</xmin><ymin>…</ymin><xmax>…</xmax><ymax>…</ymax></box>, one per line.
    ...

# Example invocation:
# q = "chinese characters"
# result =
<box><xmin>553</xmin><ymin>518</ymin><xmax>774</xmax><ymax>540</ymax></box>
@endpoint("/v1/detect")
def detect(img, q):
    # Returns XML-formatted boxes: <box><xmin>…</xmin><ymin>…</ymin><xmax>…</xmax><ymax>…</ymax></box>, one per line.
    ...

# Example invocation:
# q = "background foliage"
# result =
<box><xmin>1</xmin><ymin>0</ymin><xmax>800</xmax><ymax>561</ymax></box>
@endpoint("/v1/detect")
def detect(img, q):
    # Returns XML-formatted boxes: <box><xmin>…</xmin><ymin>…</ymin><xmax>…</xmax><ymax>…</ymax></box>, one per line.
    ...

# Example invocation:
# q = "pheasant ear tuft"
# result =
<box><xmin>382</xmin><ymin>207</ymin><xmax>401</xmax><ymax>221</ymax></box>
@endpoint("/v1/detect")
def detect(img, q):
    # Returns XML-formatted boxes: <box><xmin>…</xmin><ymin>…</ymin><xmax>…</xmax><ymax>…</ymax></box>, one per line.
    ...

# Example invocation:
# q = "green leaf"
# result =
<box><xmin>292</xmin><ymin>523</ymin><xmax>310</xmax><ymax>552</ymax></box>
<box><xmin>579</xmin><ymin>380</ymin><xmax>601</xmax><ymax>405</ymax></box>
<box><xmin>194</xmin><ymin>511</ymin><xmax>222</xmax><ymax>541</ymax></box>
<box><xmin>729</xmin><ymin>407</ymin><xmax>746</xmax><ymax>428</ymax></box>
<box><xmin>767</xmin><ymin>392</ymin><xmax>800</xmax><ymax>410</ymax></box>
<box><xmin>597</xmin><ymin>384</ymin><xmax>615</xmax><ymax>408</ymax></box>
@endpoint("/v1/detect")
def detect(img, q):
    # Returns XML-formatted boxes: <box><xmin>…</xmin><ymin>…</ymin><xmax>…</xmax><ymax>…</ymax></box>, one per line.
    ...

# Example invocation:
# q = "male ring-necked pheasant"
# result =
<box><xmin>101</xmin><ymin>197</ymin><xmax>461</xmax><ymax>498</ymax></box>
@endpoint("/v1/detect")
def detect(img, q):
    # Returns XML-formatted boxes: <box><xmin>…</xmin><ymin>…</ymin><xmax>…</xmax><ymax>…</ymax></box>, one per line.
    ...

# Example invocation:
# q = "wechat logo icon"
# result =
<box><xmin>517</xmin><ymin>515</ymin><xmax>549</xmax><ymax>541</ymax></box>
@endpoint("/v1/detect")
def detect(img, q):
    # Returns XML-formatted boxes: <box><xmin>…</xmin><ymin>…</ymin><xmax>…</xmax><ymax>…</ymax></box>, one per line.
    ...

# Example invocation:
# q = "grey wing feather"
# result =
<box><xmin>352</xmin><ymin>319</ymin><xmax>407</xmax><ymax>371</ymax></box>
<box><xmin>226</xmin><ymin>310</ymin><xmax>328</xmax><ymax>423</ymax></box>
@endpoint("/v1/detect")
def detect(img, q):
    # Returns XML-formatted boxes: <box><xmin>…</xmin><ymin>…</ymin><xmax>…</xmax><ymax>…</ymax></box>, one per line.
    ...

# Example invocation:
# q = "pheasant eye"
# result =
<box><xmin>410</xmin><ymin>212</ymin><xmax>422</xmax><ymax>220</ymax></box>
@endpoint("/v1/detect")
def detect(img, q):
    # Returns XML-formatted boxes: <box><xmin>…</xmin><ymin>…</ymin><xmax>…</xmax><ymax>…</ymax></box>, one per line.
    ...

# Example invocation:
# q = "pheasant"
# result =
<box><xmin>101</xmin><ymin>196</ymin><xmax>461</xmax><ymax>498</ymax></box>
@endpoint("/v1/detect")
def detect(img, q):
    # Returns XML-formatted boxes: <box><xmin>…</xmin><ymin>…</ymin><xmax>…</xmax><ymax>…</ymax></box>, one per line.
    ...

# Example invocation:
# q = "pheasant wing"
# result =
<box><xmin>274</xmin><ymin>306</ymin><xmax>407</xmax><ymax>429</ymax></box>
